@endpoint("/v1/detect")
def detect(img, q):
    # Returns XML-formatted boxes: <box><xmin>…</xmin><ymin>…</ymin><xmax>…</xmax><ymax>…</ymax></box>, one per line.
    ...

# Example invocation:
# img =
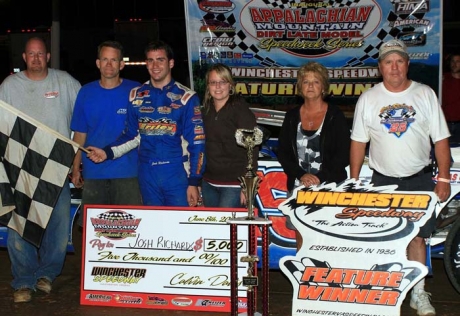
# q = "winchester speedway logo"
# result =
<box><xmin>240</xmin><ymin>0</ymin><xmax>381</xmax><ymax>57</ymax></box>
<box><xmin>91</xmin><ymin>210</ymin><xmax>141</xmax><ymax>240</ymax></box>
<box><xmin>91</xmin><ymin>266</ymin><xmax>147</xmax><ymax>284</ymax></box>
<box><xmin>278</xmin><ymin>179</ymin><xmax>439</xmax><ymax>316</ymax></box>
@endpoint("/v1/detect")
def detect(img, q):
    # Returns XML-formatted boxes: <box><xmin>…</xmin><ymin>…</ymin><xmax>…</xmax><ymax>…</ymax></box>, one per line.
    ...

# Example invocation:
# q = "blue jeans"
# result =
<box><xmin>7</xmin><ymin>183</ymin><xmax>70</xmax><ymax>290</ymax></box>
<box><xmin>202</xmin><ymin>180</ymin><xmax>242</xmax><ymax>208</ymax></box>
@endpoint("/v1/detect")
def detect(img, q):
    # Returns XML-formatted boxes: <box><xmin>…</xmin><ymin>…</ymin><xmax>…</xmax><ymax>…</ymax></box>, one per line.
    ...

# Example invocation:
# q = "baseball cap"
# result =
<box><xmin>378</xmin><ymin>39</ymin><xmax>409</xmax><ymax>61</ymax></box>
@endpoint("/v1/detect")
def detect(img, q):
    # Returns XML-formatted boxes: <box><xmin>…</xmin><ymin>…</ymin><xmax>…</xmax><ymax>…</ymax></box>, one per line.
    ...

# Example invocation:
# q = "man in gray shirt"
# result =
<box><xmin>0</xmin><ymin>36</ymin><xmax>81</xmax><ymax>303</ymax></box>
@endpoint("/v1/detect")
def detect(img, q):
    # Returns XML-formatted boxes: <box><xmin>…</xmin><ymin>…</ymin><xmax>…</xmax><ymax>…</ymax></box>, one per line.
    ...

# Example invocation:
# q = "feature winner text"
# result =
<box><xmin>298</xmin><ymin>267</ymin><xmax>403</xmax><ymax>305</ymax></box>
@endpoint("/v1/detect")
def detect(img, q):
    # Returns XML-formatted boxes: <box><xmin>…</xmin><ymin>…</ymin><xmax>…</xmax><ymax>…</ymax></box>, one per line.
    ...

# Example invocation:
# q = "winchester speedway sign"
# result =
<box><xmin>279</xmin><ymin>180</ymin><xmax>440</xmax><ymax>316</ymax></box>
<box><xmin>185</xmin><ymin>0</ymin><xmax>442</xmax><ymax>108</ymax></box>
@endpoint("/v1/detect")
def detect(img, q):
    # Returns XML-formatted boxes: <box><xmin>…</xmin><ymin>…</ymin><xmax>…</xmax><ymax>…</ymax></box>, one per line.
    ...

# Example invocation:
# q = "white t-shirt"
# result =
<box><xmin>351</xmin><ymin>81</ymin><xmax>450</xmax><ymax>177</ymax></box>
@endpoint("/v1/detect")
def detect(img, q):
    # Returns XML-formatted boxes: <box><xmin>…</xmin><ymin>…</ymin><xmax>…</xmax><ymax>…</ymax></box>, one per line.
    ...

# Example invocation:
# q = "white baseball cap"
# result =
<box><xmin>378</xmin><ymin>39</ymin><xmax>409</xmax><ymax>61</ymax></box>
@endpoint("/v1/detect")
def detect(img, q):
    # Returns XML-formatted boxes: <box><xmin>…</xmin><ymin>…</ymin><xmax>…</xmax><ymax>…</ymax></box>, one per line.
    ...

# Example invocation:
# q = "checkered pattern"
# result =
<box><xmin>97</xmin><ymin>211</ymin><xmax>135</xmax><ymax>221</ymax></box>
<box><xmin>342</xmin><ymin>0</ymin><xmax>427</xmax><ymax>67</ymax></box>
<box><xmin>0</xmin><ymin>100</ymin><xmax>78</xmax><ymax>248</ymax></box>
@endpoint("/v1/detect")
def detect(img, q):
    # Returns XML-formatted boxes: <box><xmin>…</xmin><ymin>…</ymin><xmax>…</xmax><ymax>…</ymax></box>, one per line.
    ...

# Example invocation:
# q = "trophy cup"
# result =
<box><xmin>228</xmin><ymin>128</ymin><xmax>272</xmax><ymax>316</ymax></box>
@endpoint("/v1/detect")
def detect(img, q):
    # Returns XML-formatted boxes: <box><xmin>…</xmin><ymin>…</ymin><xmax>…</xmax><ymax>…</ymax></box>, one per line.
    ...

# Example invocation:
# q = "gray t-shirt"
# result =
<box><xmin>0</xmin><ymin>69</ymin><xmax>81</xmax><ymax>138</ymax></box>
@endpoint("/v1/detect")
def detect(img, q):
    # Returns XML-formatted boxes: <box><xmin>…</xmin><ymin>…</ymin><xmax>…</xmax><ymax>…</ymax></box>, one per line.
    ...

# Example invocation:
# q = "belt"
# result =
<box><xmin>373</xmin><ymin>166</ymin><xmax>432</xmax><ymax>181</ymax></box>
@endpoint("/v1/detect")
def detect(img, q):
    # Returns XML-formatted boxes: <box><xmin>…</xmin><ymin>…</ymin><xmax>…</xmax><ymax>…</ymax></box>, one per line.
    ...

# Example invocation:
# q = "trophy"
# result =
<box><xmin>235</xmin><ymin>128</ymin><xmax>263</xmax><ymax>220</ymax></box>
<box><xmin>228</xmin><ymin>127</ymin><xmax>271</xmax><ymax>316</ymax></box>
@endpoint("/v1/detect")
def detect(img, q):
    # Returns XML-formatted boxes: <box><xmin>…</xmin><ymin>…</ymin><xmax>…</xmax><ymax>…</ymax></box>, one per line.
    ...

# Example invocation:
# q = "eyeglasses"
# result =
<box><xmin>208</xmin><ymin>80</ymin><xmax>229</xmax><ymax>87</ymax></box>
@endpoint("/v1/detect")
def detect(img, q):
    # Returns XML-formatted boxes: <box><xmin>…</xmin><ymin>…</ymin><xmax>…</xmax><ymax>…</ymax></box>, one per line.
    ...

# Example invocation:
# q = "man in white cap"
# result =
<box><xmin>350</xmin><ymin>39</ymin><xmax>451</xmax><ymax>316</ymax></box>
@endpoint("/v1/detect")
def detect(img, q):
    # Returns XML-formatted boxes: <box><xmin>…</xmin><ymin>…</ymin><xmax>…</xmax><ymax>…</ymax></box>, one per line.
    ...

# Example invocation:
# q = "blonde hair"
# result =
<box><xmin>203</xmin><ymin>63</ymin><xmax>235</xmax><ymax>113</ymax></box>
<box><xmin>296</xmin><ymin>62</ymin><xmax>330</xmax><ymax>99</ymax></box>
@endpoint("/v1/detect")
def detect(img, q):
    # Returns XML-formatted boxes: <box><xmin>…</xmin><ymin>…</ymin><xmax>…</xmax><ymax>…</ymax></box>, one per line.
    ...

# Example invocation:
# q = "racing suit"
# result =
<box><xmin>103</xmin><ymin>79</ymin><xmax>206</xmax><ymax>206</ymax></box>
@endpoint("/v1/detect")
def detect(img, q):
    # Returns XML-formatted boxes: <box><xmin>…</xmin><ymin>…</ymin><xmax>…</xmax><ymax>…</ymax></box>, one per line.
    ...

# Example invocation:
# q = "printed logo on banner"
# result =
<box><xmin>239</xmin><ymin>0</ymin><xmax>381</xmax><ymax>57</ymax></box>
<box><xmin>198</xmin><ymin>0</ymin><xmax>236</xmax><ymax>14</ymax></box>
<box><xmin>91</xmin><ymin>210</ymin><xmax>141</xmax><ymax>240</ymax></box>
<box><xmin>91</xmin><ymin>267</ymin><xmax>147</xmax><ymax>285</ymax></box>
<box><xmin>146</xmin><ymin>295</ymin><xmax>169</xmax><ymax>306</ymax></box>
<box><xmin>394</xmin><ymin>0</ymin><xmax>430</xmax><ymax>14</ymax></box>
<box><xmin>113</xmin><ymin>294</ymin><xmax>143</xmax><ymax>304</ymax></box>
<box><xmin>278</xmin><ymin>179</ymin><xmax>439</xmax><ymax>316</ymax></box>
<box><xmin>195</xmin><ymin>299</ymin><xmax>226</xmax><ymax>307</ymax></box>
<box><xmin>85</xmin><ymin>293</ymin><xmax>112</xmax><ymax>302</ymax></box>
<box><xmin>172</xmin><ymin>297</ymin><xmax>193</xmax><ymax>306</ymax></box>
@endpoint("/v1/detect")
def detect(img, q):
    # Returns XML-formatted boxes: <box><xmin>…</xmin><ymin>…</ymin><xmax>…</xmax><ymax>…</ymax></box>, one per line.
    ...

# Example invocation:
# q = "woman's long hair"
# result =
<box><xmin>203</xmin><ymin>63</ymin><xmax>235</xmax><ymax>114</ymax></box>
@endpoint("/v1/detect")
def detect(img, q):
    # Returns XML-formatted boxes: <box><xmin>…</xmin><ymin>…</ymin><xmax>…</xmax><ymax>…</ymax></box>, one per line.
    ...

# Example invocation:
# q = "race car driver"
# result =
<box><xmin>87</xmin><ymin>40</ymin><xmax>205</xmax><ymax>207</ymax></box>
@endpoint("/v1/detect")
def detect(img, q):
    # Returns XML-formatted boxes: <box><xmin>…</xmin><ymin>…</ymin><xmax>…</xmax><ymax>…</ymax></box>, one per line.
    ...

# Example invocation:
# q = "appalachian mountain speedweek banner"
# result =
<box><xmin>278</xmin><ymin>179</ymin><xmax>440</xmax><ymax>316</ymax></box>
<box><xmin>185</xmin><ymin>0</ymin><xmax>441</xmax><ymax>109</ymax></box>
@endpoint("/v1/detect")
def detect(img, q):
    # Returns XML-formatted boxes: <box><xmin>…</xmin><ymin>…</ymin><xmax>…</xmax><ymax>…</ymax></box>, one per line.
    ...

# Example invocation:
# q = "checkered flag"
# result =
<box><xmin>0</xmin><ymin>100</ymin><xmax>79</xmax><ymax>248</ymax></box>
<box><xmin>97</xmin><ymin>211</ymin><xmax>135</xmax><ymax>221</ymax></box>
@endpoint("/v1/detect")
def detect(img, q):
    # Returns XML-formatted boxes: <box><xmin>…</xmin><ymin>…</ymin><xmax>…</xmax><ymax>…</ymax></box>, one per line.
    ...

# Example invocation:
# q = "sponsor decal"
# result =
<box><xmin>170</xmin><ymin>103</ymin><xmax>182</xmax><ymax>109</ymax></box>
<box><xmin>139</xmin><ymin>117</ymin><xmax>177</xmax><ymax>136</ymax></box>
<box><xmin>90</xmin><ymin>210</ymin><xmax>141</xmax><ymax>240</ymax></box>
<box><xmin>137</xmin><ymin>90</ymin><xmax>150</xmax><ymax>98</ymax></box>
<box><xmin>167</xmin><ymin>92</ymin><xmax>181</xmax><ymax>102</ymax></box>
<box><xmin>132</xmin><ymin>99</ymin><xmax>143</xmax><ymax>106</ymax></box>
<box><xmin>157</xmin><ymin>106</ymin><xmax>171</xmax><ymax>114</ymax></box>
<box><xmin>200</xmin><ymin>18</ymin><xmax>235</xmax><ymax>33</ymax></box>
<box><xmin>194</xmin><ymin>106</ymin><xmax>201</xmax><ymax>115</ymax></box>
<box><xmin>195</xmin><ymin>299</ymin><xmax>226</xmax><ymax>307</ymax></box>
<box><xmin>198</xmin><ymin>0</ymin><xmax>235</xmax><ymax>14</ymax></box>
<box><xmin>139</xmin><ymin>106</ymin><xmax>155</xmax><ymax>113</ymax></box>
<box><xmin>394</xmin><ymin>0</ymin><xmax>430</xmax><ymax>14</ymax></box>
<box><xmin>44</xmin><ymin>91</ymin><xmax>59</xmax><ymax>98</ymax></box>
<box><xmin>85</xmin><ymin>293</ymin><xmax>112</xmax><ymax>302</ymax></box>
<box><xmin>113</xmin><ymin>294</ymin><xmax>143</xmax><ymax>304</ymax></box>
<box><xmin>91</xmin><ymin>267</ymin><xmax>147</xmax><ymax>284</ymax></box>
<box><xmin>194</xmin><ymin>134</ymin><xmax>205</xmax><ymax>141</ymax></box>
<box><xmin>172</xmin><ymin>297</ymin><xmax>193</xmax><ymax>307</ymax></box>
<box><xmin>202</xmin><ymin>37</ymin><xmax>235</xmax><ymax>48</ymax></box>
<box><xmin>146</xmin><ymin>295</ymin><xmax>169</xmax><ymax>306</ymax></box>
<box><xmin>197</xmin><ymin>152</ymin><xmax>205</xmax><ymax>174</ymax></box>
<box><xmin>117</xmin><ymin>108</ymin><xmax>127</xmax><ymax>114</ymax></box>
<box><xmin>194</xmin><ymin>125</ymin><xmax>204</xmax><ymax>134</ymax></box>
<box><xmin>192</xmin><ymin>116</ymin><xmax>203</xmax><ymax>124</ymax></box>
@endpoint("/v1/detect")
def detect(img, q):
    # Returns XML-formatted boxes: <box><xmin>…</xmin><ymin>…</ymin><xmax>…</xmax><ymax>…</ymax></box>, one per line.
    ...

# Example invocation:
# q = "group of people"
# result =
<box><xmin>0</xmin><ymin>37</ymin><xmax>256</xmax><ymax>304</ymax></box>
<box><xmin>0</xmin><ymin>34</ymin><xmax>455</xmax><ymax>316</ymax></box>
<box><xmin>278</xmin><ymin>39</ymin><xmax>452</xmax><ymax>316</ymax></box>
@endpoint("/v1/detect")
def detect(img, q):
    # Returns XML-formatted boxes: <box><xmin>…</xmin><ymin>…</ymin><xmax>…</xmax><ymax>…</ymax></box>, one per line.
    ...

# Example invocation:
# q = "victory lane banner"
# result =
<box><xmin>278</xmin><ymin>179</ymin><xmax>441</xmax><ymax>316</ymax></box>
<box><xmin>185</xmin><ymin>0</ymin><xmax>442</xmax><ymax>110</ymax></box>
<box><xmin>80</xmin><ymin>205</ymin><xmax>250</xmax><ymax>313</ymax></box>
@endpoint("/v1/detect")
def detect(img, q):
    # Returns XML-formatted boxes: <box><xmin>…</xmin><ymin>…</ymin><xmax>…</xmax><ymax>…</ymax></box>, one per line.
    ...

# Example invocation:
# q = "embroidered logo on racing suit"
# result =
<box><xmin>138</xmin><ymin>117</ymin><xmax>177</xmax><ymax>136</ymax></box>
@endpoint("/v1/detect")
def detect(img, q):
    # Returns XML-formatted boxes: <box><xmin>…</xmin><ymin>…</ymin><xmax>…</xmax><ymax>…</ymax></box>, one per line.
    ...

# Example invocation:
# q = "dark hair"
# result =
<box><xmin>97</xmin><ymin>40</ymin><xmax>124</xmax><ymax>59</ymax></box>
<box><xmin>296</xmin><ymin>61</ymin><xmax>330</xmax><ymax>99</ymax></box>
<box><xmin>144</xmin><ymin>41</ymin><xmax>174</xmax><ymax>60</ymax></box>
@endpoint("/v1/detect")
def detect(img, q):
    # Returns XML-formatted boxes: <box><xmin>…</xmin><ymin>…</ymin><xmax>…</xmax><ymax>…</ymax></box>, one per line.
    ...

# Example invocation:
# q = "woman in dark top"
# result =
<box><xmin>202</xmin><ymin>63</ymin><xmax>258</xmax><ymax>207</ymax></box>
<box><xmin>278</xmin><ymin>61</ymin><xmax>350</xmax><ymax>250</ymax></box>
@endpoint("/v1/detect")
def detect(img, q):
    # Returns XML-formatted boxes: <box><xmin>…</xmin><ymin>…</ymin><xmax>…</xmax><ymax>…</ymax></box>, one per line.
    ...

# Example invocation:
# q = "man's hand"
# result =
<box><xmin>86</xmin><ymin>146</ymin><xmax>107</xmax><ymax>163</ymax></box>
<box><xmin>187</xmin><ymin>185</ymin><xmax>199</xmax><ymax>206</ymax></box>
<box><xmin>435</xmin><ymin>181</ymin><xmax>451</xmax><ymax>203</ymax></box>
<box><xmin>71</xmin><ymin>168</ymin><xmax>84</xmax><ymax>188</ymax></box>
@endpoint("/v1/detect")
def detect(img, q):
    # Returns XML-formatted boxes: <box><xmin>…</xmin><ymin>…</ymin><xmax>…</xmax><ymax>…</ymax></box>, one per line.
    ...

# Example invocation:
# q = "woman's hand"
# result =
<box><xmin>299</xmin><ymin>174</ymin><xmax>320</xmax><ymax>187</ymax></box>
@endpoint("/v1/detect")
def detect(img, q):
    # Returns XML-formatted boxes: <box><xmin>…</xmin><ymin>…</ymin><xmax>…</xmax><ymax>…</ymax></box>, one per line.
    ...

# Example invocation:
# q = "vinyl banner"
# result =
<box><xmin>278</xmin><ymin>179</ymin><xmax>440</xmax><ymax>316</ymax></box>
<box><xmin>80</xmin><ymin>206</ymin><xmax>250</xmax><ymax>313</ymax></box>
<box><xmin>185</xmin><ymin>0</ymin><xmax>442</xmax><ymax>109</ymax></box>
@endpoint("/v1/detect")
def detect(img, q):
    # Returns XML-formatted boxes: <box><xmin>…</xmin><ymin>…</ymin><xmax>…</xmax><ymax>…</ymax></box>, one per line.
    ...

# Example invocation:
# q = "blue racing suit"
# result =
<box><xmin>104</xmin><ymin>79</ymin><xmax>206</xmax><ymax>206</ymax></box>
